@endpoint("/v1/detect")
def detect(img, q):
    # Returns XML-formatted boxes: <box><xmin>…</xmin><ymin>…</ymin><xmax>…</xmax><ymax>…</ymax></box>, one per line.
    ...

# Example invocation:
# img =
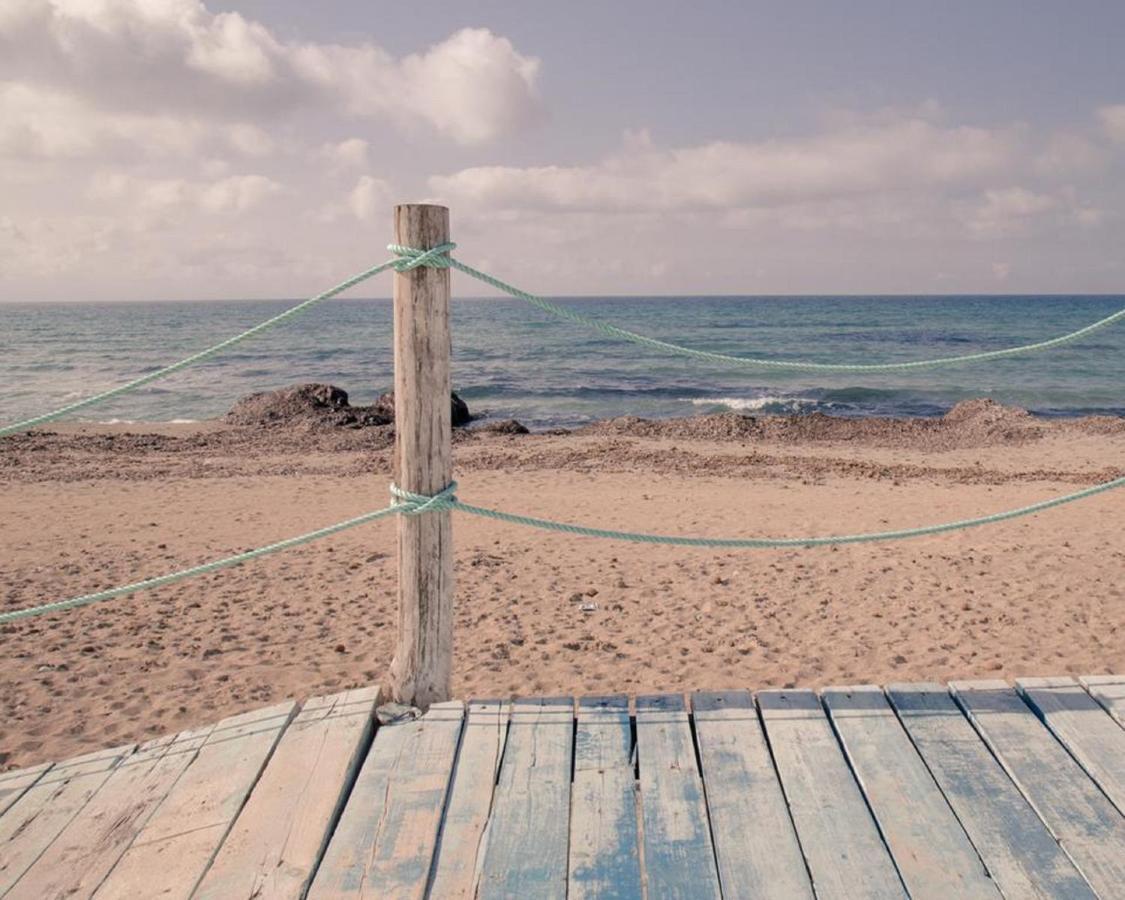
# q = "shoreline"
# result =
<box><xmin>25</xmin><ymin>395</ymin><xmax>1125</xmax><ymax>437</ymax></box>
<box><xmin>1</xmin><ymin>399</ymin><xmax>1123</xmax><ymax>768</ymax></box>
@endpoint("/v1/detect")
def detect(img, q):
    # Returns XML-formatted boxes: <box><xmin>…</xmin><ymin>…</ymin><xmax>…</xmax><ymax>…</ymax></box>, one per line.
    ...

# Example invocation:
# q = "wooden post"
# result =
<box><xmin>388</xmin><ymin>203</ymin><xmax>454</xmax><ymax>708</ymax></box>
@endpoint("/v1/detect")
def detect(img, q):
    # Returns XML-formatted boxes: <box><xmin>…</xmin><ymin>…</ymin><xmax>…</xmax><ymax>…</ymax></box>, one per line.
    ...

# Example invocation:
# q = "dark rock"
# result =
<box><xmin>451</xmin><ymin>392</ymin><xmax>471</xmax><ymax>426</ymax></box>
<box><xmin>226</xmin><ymin>383</ymin><xmax>392</xmax><ymax>429</ymax></box>
<box><xmin>228</xmin><ymin>384</ymin><xmax>348</xmax><ymax>424</ymax></box>
<box><xmin>478</xmin><ymin>418</ymin><xmax>529</xmax><ymax>435</ymax></box>
<box><xmin>373</xmin><ymin>391</ymin><xmax>473</xmax><ymax>427</ymax></box>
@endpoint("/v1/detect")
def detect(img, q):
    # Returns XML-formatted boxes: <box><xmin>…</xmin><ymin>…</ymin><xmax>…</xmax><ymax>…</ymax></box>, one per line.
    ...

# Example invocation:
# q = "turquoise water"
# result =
<box><xmin>0</xmin><ymin>295</ymin><xmax>1122</xmax><ymax>430</ymax></box>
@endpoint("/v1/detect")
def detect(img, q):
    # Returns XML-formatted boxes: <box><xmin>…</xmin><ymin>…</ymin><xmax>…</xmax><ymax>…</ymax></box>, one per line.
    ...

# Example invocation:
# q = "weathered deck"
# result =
<box><xmin>1</xmin><ymin>676</ymin><xmax>1124</xmax><ymax>898</ymax></box>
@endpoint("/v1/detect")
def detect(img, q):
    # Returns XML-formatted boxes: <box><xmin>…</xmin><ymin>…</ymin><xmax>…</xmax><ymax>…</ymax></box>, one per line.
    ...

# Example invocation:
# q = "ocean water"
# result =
<box><xmin>0</xmin><ymin>295</ymin><xmax>1122</xmax><ymax>430</ymax></box>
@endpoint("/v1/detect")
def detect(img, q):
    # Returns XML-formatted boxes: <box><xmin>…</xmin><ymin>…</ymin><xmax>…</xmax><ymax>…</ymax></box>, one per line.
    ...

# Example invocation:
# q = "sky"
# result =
<box><xmin>2</xmin><ymin>1</ymin><xmax>1124</xmax><ymax>301</ymax></box>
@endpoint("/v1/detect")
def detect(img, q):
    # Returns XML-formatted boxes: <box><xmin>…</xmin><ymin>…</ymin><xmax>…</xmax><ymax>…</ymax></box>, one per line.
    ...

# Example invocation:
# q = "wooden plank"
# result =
<box><xmin>692</xmin><ymin>690</ymin><xmax>812</xmax><ymax>900</ymax></box>
<box><xmin>0</xmin><ymin>762</ymin><xmax>51</xmax><ymax>818</ymax></box>
<box><xmin>7</xmin><ymin>728</ymin><xmax>211</xmax><ymax>899</ymax></box>
<box><xmin>0</xmin><ymin>743</ymin><xmax>134</xmax><ymax>896</ymax></box>
<box><xmin>308</xmin><ymin>701</ymin><xmax>464</xmax><ymax>899</ymax></box>
<box><xmin>822</xmin><ymin>686</ymin><xmax>999</xmax><ymax>899</ymax></box>
<box><xmin>1079</xmin><ymin>674</ymin><xmax>1125</xmax><ymax>728</ymax></box>
<box><xmin>887</xmin><ymin>683</ymin><xmax>1097</xmax><ymax>899</ymax></box>
<box><xmin>634</xmin><ymin>694</ymin><xmax>721</xmax><ymax>900</ymax></box>
<box><xmin>568</xmin><ymin>695</ymin><xmax>642</xmax><ymax>900</ymax></box>
<box><xmin>94</xmin><ymin>700</ymin><xmax>297</xmax><ymax>899</ymax></box>
<box><xmin>757</xmin><ymin>689</ymin><xmax>904</xmax><ymax>899</ymax></box>
<box><xmin>477</xmin><ymin>697</ymin><xmax>572</xmax><ymax>900</ymax></box>
<box><xmin>426</xmin><ymin>699</ymin><xmax>509</xmax><ymax>900</ymax></box>
<box><xmin>951</xmin><ymin>680</ymin><xmax>1125</xmax><ymax>897</ymax></box>
<box><xmin>1018</xmin><ymin>676</ymin><xmax>1125</xmax><ymax>816</ymax></box>
<box><xmin>193</xmin><ymin>685</ymin><xmax>379</xmax><ymax>900</ymax></box>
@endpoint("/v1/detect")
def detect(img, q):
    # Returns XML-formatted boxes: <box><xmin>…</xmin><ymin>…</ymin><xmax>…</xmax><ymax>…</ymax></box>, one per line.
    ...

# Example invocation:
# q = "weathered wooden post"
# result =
<box><xmin>388</xmin><ymin>203</ymin><xmax>454</xmax><ymax>708</ymax></box>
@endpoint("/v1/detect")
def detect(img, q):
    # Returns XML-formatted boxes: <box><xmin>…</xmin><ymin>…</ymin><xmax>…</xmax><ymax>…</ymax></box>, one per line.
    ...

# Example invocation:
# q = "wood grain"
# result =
<box><xmin>568</xmin><ymin>695</ymin><xmax>641</xmax><ymax>900</ymax></box>
<box><xmin>388</xmin><ymin>203</ymin><xmax>454</xmax><ymax>709</ymax></box>
<box><xmin>888</xmin><ymin>682</ymin><xmax>1096</xmax><ymax>899</ymax></box>
<box><xmin>192</xmin><ymin>686</ymin><xmax>378</xmax><ymax>900</ymax></box>
<box><xmin>758</xmin><ymin>689</ymin><xmax>905</xmax><ymax>899</ymax></box>
<box><xmin>693</xmin><ymin>690</ymin><xmax>813</xmax><ymax>899</ymax></box>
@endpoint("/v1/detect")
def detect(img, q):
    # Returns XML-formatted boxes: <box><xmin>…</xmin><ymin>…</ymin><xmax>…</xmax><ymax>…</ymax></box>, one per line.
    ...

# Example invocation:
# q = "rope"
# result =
<box><xmin>0</xmin><ymin>504</ymin><xmax>401</xmax><ymax>624</ymax></box>
<box><xmin>4</xmin><ymin>473</ymin><xmax>1121</xmax><ymax>624</ymax></box>
<box><xmin>0</xmin><ymin>255</ymin><xmax>404</xmax><ymax>438</ymax></box>
<box><xmin>393</xmin><ymin>474</ymin><xmax>1125</xmax><ymax>548</ymax></box>
<box><xmin>388</xmin><ymin>244</ymin><xmax>1125</xmax><ymax>372</ymax></box>
<box><xmin>6</xmin><ymin>241</ymin><xmax>1122</xmax><ymax>438</ymax></box>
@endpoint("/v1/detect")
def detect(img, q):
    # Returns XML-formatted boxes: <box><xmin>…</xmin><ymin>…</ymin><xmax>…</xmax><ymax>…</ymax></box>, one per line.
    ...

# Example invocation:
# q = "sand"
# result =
<box><xmin>1</xmin><ymin>403</ymin><xmax>1123</xmax><ymax>769</ymax></box>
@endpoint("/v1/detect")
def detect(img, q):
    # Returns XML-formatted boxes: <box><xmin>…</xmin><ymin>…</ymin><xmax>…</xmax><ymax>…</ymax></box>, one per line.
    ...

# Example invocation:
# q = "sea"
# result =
<box><xmin>1</xmin><ymin>295</ymin><xmax>1123</xmax><ymax>431</ymax></box>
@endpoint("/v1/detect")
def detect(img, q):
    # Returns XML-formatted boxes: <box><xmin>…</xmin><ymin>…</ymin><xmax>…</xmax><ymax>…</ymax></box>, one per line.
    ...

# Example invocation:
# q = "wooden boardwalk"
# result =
<box><xmin>1</xmin><ymin>677</ymin><xmax>1124</xmax><ymax>898</ymax></box>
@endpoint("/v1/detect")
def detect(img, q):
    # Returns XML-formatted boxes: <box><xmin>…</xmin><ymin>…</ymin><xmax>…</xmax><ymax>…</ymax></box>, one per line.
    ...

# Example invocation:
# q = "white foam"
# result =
<box><xmin>686</xmin><ymin>396</ymin><xmax>818</xmax><ymax>411</ymax></box>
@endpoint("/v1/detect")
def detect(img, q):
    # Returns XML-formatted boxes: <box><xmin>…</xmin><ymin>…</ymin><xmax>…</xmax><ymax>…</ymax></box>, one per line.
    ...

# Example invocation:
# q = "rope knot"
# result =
<box><xmin>390</xmin><ymin>481</ymin><xmax>459</xmax><ymax>516</ymax></box>
<box><xmin>388</xmin><ymin>242</ymin><xmax>456</xmax><ymax>272</ymax></box>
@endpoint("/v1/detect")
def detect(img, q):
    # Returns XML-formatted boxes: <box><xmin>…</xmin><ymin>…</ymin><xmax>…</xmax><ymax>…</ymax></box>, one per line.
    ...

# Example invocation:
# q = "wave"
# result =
<box><xmin>687</xmin><ymin>395</ymin><xmax>822</xmax><ymax>413</ymax></box>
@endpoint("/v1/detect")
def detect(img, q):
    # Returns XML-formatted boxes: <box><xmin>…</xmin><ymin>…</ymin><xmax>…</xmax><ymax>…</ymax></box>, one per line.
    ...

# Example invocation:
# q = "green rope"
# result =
<box><xmin>392</xmin><ymin>475</ymin><xmax>1125</xmax><ymax>548</ymax></box>
<box><xmin>0</xmin><ymin>504</ymin><xmax>401</xmax><ymax>624</ymax></box>
<box><xmin>389</xmin><ymin>243</ymin><xmax>1125</xmax><ymax>372</ymax></box>
<box><xmin>2</xmin><ymin>240</ymin><xmax>1122</xmax><ymax>626</ymax></box>
<box><xmin>0</xmin><ymin>255</ymin><xmax>405</xmax><ymax>438</ymax></box>
<box><xmin>6</xmin><ymin>241</ymin><xmax>1122</xmax><ymax>439</ymax></box>
<box><xmin>4</xmin><ymin>474</ymin><xmax>1121</xmax><ymax>624</ymax></box>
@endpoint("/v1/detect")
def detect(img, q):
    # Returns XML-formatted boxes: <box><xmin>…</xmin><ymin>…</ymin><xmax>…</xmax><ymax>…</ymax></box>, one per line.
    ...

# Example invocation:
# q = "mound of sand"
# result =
<box><xmin>578</xmin><ymin>400</ymin><xmax>1060</xmax><ymax>450</ymax></box>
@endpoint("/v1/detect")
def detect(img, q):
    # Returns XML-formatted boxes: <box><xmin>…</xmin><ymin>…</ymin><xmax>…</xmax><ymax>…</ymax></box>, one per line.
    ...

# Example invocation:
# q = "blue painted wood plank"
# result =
<box><xmin>478</xmin><ymin>697</ymin><xmax>573</xmax><ymax>900</ymax></box>
<box><xmin>757</xmin><ymin>689</ymin><xmax>905</xmax><ymax>899</ymax></box>
<box><xmin>1017</xmin><ymin>676</ymin><xmax>1125</xmax><ymax>817</ymax></box>
<box><xmin>427</xmin><ymin>700</ymin><xmax>510</xmax><ymax>899</ymax></box>
<box><xmin>693</xmin><ymin>690</ymin><xmax>812</xmax><ymax>899</ymax></box>
<box><xmin>951</xmin><ymin>680</ymin><xmax>1125</xmax><ymax>897</ymax></box>
<box><xmin>888</xmin><ymin>682</ymin><xmax>1097</xmax><ymax>899</ymax></box>
<box><xmin>634</xmin><ymin>694</ymin><xmax>721</xmax><ymax>900</ymax></box>
<box><xmin>1079</xmin><ymin>674</ymin><xmax>1125</xmax><ymax>728</ymax></box>
<box><xmin>822</xmin><ymin>686</ymin><xmax>999</xmax><ymax>899</ymax></box>
<box><xmin>569</xmin><ymin>695</ymin><xmax>642</xmax><ymax>900</ymax></box>
<box><xmin>309</xmin><ymin>701</ymin><xmax>464</xmax><ymax>899</ymax></box>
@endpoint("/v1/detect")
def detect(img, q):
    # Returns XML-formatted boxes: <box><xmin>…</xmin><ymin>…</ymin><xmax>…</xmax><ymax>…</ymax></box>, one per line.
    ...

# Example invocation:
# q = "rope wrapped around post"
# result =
<box><xmin>3</xmin><ymin>472</ymin><xmax>1122</xmax><ymax>625</ymax></box>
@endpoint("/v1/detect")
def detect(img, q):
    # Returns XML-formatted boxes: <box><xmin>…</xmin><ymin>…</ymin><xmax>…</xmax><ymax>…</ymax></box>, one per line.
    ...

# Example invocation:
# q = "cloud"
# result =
<box><xmin>0</xmin><ymin>82</ymin><xmax>207</xmax><ymax>159</ymax></box>
<box><xmin>321</xmin><ymin>138</ymin><xmax>369</xmax><ymax>169</ymax></box>
<box><xmin>0</xmin><ymin>1</ymin><xmax>541</xmax><ymax>153</ymax></box>
<box><xmin>85</xmin><ymin>171</ymin><xmax>282</xmax><ymax>216</ymax></box>
<box><xmin>430</xmin><ymin>118</ymin><xmax>1019</xmax><ymax>212</ymax></box>
<box><xmin>348</xmin><ymin>175</ymin><xmax>392</xmax><ymax>222</ymax></box>
<box><xmin>1099</xmin><ymin>105</ymin><xmax>1125</xmax><ymax>144</ymax></box>
<box><xmin>962</xmin><ymin>186</ymin><xmax>1107</xmax><ymax>238</ymax></box>
<box><xmin>964</xmin><ymin>187</ymin><xmax>1057</xmax><ymax>237</ymax></box>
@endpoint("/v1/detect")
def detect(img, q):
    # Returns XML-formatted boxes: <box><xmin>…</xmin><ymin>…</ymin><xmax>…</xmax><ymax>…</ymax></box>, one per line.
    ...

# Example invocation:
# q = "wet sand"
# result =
<box><xmin>1</xmin><ymin>402</ymin><xmax>1123</xmax><ymax>768</ymax></box>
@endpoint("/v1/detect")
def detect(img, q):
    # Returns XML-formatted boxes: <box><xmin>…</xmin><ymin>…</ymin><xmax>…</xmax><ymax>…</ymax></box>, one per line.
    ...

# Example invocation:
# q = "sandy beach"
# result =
<box><xmin>1</xmin><ymin>401</ymin><xmax>1123</xmax><ymax>769</ymax></box>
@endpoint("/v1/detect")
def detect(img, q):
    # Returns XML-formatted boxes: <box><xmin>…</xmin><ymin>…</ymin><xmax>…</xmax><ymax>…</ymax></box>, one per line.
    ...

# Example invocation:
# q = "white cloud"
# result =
<box><xmin>962</xmin><ymin>186</ymin><xmax>1106</xmax><ymax>238</ymax></box>
<box><xmin>965</xmin><ymin>187</ymin><xmax>1057</xmax><ymax>237</ymax></box>
<box><xmin>321</xmin><ymin>138</ymin><xmax>369</xmax><ymax>169</ymax></box>
<box><xmin>1098</xmin><ymin>105</ymin><xmax>1125</xmax><ymax>144</ymax></box>
<box><xmin>430</xmin><ymin>118</ymin><xmax>1018</xmax><ymax>212</ymax></box>
<box><xmin>0</xmin><ymin>2</ymin><xmax>541</xmax><ymax>154</ymax></box>
<box><xmin>198</xmin><ymin>174</ymin><xmax>280</xmax><ymax>213</ymax></box>
<box><xmin>348</xmin><ymin>175</ymin><xmax>392</xmax><ymax>222</ymax></box>
<box><xmin>84</xmin><ymin>171</ymin><xmax>281</xmax><ymax>215</ymax></box>
<box><xmin>227</xmin><ymin>123</ymin><xmax>274</xmax><ymax>157</ymax></box>
<box><xmin>0</xmin><ymin>82</ymin><xmax>206</xmax><ymax>159</ymax></box>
